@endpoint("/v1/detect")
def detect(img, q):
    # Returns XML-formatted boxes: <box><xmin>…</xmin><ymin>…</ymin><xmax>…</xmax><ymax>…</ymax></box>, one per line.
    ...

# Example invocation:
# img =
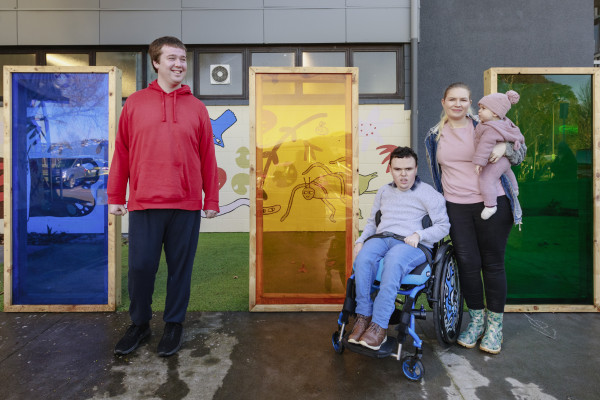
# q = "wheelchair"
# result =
<box><xmin>331</xmin><ymin>215</ymin><xmax>463</xmax><ymax>382</ymax></box>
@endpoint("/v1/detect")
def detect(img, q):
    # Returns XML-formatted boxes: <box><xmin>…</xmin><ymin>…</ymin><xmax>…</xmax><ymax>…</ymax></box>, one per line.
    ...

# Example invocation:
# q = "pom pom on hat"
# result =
<box><xmin>478</xmin><ymin>90</ymin><xmax>520</xmax><ymax>119</ymax></box>
<box><xmin>506</xmin><ymin>90</ymin><xmax>520</xmax><ymax>105</ymax></box>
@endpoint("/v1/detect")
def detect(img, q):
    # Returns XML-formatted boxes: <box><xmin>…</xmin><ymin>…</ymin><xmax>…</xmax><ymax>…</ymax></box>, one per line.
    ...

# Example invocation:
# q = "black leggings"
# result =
<box><xmin>446</xmin><ymin>196</ymin><xmax>513</xmax><ymax>313</ymax></box>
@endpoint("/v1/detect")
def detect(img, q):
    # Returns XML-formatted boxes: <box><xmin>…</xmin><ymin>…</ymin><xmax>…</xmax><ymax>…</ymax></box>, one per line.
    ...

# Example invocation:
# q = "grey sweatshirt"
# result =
<box><xmin>356</xmin><ymin>179</ymin><xmax>450</xmax><ymax>249</ymax></box>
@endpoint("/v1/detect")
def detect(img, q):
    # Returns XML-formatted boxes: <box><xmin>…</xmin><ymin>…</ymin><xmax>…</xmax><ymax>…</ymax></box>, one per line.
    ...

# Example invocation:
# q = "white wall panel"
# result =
<box><xmin>0</xmin><ymin>0</ymin><xmax>16</xmax><ymax>9</ymax></box>
<box><xmin>347</xmin><ymin>8</ymin><xmax>410</xmax><ymax>42</ymax></box>
<box><xmin>183</xmin><ymin>10</ymin><xmax>263</xmax><ymax>44</ymax></box>
<box><xmin>265</xmin><ymin>9</ymin><xmax>345</xmax><ymax>43</ymax></box>
<box><xmin>0</xmin><ymin>11</ymin><xmax>17</xmax><ymax>45</ymax></box>
<box><xmin>182</xmin><ymin>0</ymin><xmax>262</xmax><ymax>9</ymax></box>
<box><xmin>100</xmin><ymin>0</ymin><xmax>182</xmax><ymax>10</ymax></box>
<box><xmin>18</xmin><ymin>11</ymin><xmax>99</xmax><ymax>45</ymax></box>
<box><xmin>18</xmin><ymin>0</ymin><xmax>98</xmax><ymax>9</ymax></box>
<box><xmin>100</xmin><ymin>11</ymin><xmax>181</xmax><ymax>44</ymax></box>
<box><xmin>264</xmin><ymin>0</ymin><xmax>345</xmax><ymax>8</ymax></box>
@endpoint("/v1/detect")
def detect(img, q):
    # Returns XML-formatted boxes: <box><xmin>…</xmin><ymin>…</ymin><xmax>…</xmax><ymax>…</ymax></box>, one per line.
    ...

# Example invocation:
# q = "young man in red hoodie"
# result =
<box><xmin>108</xmin><ymin>36</ymin><xmax>219</xmax><ymax>357</ymax></box>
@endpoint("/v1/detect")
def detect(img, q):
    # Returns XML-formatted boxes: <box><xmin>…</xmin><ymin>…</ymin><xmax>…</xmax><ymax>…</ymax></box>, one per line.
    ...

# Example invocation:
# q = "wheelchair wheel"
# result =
<box><xmin>331</xmin><ymin>329</ymin><xmax>345</xmax><ymax>354</ymax></box>
<box><xmin>401</xmin><ymin>356</ymin><xmax>424</xmax><ymax>381</ymax></box>
<box><xmin>432</xmin><ymin>247</ymin><xmax>464</xmax><ymax>345</ymax></box>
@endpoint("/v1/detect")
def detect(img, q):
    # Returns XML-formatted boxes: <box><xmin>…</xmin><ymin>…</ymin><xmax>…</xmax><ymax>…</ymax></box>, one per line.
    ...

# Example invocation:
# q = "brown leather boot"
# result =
<box><xmin>358</xmin><ymin>322</ymin><xmax>387</xmax><ymax>350</ymax></box>
<box><xmin>348</xmin><ymin>314</ymin><xmax>371</xmax><ymax>344</ymax></box>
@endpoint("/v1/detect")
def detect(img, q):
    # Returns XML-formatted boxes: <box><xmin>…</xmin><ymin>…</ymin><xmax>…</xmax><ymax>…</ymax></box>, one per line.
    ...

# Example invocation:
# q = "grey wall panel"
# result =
<box><xmin>346</xmin><ymin>0</ymin><xmax>410</xmax><ymax>7</ymax></box>
<box><xmin>347</xmin><ymin>8</ymin><xmax>410</xmax><ymax>42</ymax></box>
<box><xmin>264</xmin><ymin>0</ymin><xmax>346</xmax><ymax>8</ymax></box>
<box><xmin>417</xmin><ymin>0</ymin><xmax>594</xmax><ymax>179</ymax></box>
<box><xmin>264</xmin><ymin>9</ymin><xmax>345</xmax><ymax>43</ymax></box>
<box><xmin>100</xmin><ymin>0</ymin><xmax>182</xmax><ymax>10</ymax></box>
<box><xmin>182</xmin><ymin>0</ymin><xmax>263</xmax><ymax>9</ymax></box>
<box><xmin>100</xmin><ymin>11</ymin><xmax>182</xmax><ymax>45</ymax></box>
<box><xmin>183</xmin><ymin>10</ymin><xmax>263</xmax><ymax>44</ymax></box>
<box><xmin>18</xmin><ymin>11</ymin><xmax>99</xmax><ymax>45</ymax></box>
<box><xmin>0</xmin><ymin>11</ymin><xmax>17</xmax><ymax>45</ymax></box>
<box><xmin>0</xmin><ymin>0</ymin><xmax>16</xmax><ymax>9</ymax></box>
<box><xmin>18</xmin><ymin>0</ymin><xmax>98</xmax><ymax>9</ymax></box>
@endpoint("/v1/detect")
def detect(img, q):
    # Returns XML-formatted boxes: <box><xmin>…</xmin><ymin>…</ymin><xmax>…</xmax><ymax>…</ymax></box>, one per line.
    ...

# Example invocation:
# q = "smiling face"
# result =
<box><xmin>152</xmin><ymin>45</ymin><xmax>187</xmax><ymax>91</ymax></box>
<box><xmin>441</xmin><ymin>87</ymin><xmax>472</xmax><ymax>123</ymax></box>
<box><xmin>390</xmin><ymin>156</ymin><xmax>417</xmax><ymax>192</ymax></box>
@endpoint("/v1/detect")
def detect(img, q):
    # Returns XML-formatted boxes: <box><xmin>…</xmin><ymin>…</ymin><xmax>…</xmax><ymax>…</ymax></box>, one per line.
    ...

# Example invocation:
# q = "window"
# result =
<box><xmin>352</xmin><ymin>50</ymin><xmax>399</xmax><ymax>96</ymax></box>
<box><xmin>0</xmin><ymin>44</ymin><xmax>404</xmax><ymax>102</ymax></box>
<box><xmin>251</xmin><ymin>52</ymin><xmax>295</xmax><ymax>67</ymax></box>
<box><xmin>0</xmin><ymin>53</ymin><xmax>36</xmax><ymax>94</ymax></box>
<box><xmin>198</xmin><ymin>52</ymin><xmax>244</xmax><ymax>97</ymax></box>
<box><xmin>97</xmin><ymin>52</ymin><xmax>143</xmax><ymax>98</ymax></box>
<box><xmin>301</xmin><ymin>51</ymin><xmax>346</xmax><ymax>67</ymax></box>
<box><xmin>46</xmin><ymin>53</ymin><xmax>90</xmax><ymax>67</ymax></box>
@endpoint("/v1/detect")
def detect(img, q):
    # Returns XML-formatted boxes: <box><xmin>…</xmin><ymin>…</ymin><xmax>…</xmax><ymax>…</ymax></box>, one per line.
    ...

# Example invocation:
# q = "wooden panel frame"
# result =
<box><xmin>3</xmin><ymin>66</ymin><xmax>122</xmax><ymax>312</ymax></box>
<box><xmin>249</xmin><ymin>67</ymin><xmax>359</xmax><ymax>312</ymax></box>
<box><xmin>484</xmin><ymin>67</ymin><xmax>600</xmax><ymax>313</ymax></box>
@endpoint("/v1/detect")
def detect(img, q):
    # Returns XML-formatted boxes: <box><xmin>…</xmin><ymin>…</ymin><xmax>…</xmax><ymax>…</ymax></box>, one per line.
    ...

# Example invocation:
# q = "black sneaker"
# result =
<box><xmin>114</xmin><ymin>323</ymin><xmax>151</xmax><ymax>355</ymax></box>
<box><xmin>157</xmin><ymin>322</ymin><xmax>184</xmax><ymax>357</ymax></box>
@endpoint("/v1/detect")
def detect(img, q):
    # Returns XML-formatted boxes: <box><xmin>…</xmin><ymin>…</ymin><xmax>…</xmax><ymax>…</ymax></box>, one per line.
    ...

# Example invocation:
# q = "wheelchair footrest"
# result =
<box><xmin>342</xmin><ymin>336</ymin><xmax>398</xmax><ymax>359</ymax></box>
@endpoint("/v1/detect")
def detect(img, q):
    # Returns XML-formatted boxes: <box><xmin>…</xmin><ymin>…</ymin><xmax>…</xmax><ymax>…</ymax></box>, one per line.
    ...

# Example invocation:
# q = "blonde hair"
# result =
<box><xmin>436</xmin><ymin>82</ymin><xmax>474</xmax><ymax>140</ymax></box>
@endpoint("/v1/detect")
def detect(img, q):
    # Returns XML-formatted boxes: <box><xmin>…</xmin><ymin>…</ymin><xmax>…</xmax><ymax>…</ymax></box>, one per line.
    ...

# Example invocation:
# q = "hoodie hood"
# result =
<box><xmin>148</xmin><ymin>80</ymin><xmax>193</xmax><ymax>123</ymax></box>
<box><xmin>484</xmin><ymin>118</ymin><xmax>524</xmax><ymax>150</ymax></box>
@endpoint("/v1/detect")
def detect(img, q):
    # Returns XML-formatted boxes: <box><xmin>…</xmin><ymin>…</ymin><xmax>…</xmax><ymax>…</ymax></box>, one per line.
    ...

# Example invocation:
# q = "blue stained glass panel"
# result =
<box><xmin>11</xmin><ymin>72</ymin><xmax>110</xmax><ymax>305</ymax></box>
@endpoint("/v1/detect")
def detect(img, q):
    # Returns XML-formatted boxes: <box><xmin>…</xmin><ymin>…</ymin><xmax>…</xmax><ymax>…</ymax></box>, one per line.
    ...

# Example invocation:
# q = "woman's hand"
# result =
<box><xmin>489</xmin><ymin>142</ymin><xmax>507</xmax><ymax>163</ymax></box>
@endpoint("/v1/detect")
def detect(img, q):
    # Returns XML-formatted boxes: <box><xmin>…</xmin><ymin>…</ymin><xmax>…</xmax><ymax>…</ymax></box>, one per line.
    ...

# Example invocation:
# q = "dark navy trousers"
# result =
<box><xmin>127</xmin><ymin>209</ymin><xmax>201</xmax><ymax>325</ymax></box>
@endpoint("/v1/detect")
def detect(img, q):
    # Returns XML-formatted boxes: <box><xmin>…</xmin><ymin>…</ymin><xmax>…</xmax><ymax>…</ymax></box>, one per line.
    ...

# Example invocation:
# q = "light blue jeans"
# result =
<box><xmin>354</xmin><ymin>237</ymin><xmax>427</xmax><ymax>329</ymax></box>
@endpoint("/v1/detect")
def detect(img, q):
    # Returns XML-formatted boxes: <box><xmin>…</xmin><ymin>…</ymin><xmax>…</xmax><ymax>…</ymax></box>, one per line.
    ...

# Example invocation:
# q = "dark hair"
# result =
<box><xmin>148</xmin><ymin>36</ymin><xmax>187</xmax><ymax>73</ymax></box>
<box><xmin>389</xmin><ymin>146</ymin><xmax>418</xmax><ymax>165</ymax></box>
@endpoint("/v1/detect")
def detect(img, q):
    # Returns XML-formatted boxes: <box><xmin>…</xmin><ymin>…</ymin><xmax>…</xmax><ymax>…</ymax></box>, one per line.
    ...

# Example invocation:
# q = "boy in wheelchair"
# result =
<box><xmin>350</xmin><ymin>146</ymin><xmax>450</xmax><ymax>350</ymax></box>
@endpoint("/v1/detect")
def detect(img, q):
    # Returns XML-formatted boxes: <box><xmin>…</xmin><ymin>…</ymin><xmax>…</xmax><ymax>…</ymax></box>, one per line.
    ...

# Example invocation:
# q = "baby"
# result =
<box><xmin>473</xmin><ymin>90</ymin><xmax>525</xmax><ymax>220</ymax></box>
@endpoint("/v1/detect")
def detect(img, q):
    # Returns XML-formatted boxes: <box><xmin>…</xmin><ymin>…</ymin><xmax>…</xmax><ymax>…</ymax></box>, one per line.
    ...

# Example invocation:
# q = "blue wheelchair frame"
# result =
<box><xmin>331</xmin><ymin>230</ymin><xmax>463</xmax><ymax>381</ymax></box>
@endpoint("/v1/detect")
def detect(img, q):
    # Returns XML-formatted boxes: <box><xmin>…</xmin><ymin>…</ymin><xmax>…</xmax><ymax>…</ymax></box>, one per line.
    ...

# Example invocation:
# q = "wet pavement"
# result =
<box><xmin>0</xmin><ymin>311</ymin><xmax>599</xmax><ymax>400</ymax></box>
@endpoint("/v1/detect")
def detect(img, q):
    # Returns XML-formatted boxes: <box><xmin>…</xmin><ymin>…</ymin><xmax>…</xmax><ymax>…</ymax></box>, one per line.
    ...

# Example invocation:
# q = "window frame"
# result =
<box><xmin>0</xmin><ymin>44</ymin><xmax>405</xmax><ymax>103</ymax></box>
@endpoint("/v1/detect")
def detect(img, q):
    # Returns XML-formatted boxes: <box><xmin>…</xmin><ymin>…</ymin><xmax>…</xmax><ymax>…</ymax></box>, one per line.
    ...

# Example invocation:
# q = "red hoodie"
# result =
<box><xmin>107</xmin><ymin>81</ymin><xmax>219</xmax><ymax>212</ymax></box>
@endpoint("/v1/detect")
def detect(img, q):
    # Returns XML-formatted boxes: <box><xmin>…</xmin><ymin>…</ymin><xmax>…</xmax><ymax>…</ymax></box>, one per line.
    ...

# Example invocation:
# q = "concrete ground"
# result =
<box><xmin>0</xmin><ymin>311</ymin><xmax>599</xmax><ymax>400</ymax></box>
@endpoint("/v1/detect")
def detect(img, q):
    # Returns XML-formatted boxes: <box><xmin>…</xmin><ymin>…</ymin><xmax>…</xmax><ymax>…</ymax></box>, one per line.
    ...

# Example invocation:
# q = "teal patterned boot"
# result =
<box><xmin>457</xmin><ymin>309</ymin><xmax>485</xmax><ymax>348</ymax></box>
<box><xmin>480</xmin><ymin>310</ymin><xmax>504</xmax><ymax>354</ymax></box>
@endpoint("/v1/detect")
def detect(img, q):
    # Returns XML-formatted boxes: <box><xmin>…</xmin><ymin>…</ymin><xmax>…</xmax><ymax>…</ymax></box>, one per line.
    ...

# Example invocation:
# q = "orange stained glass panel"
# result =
<box><xmin>254</xmin><ymin>71</ymin><xmax>355</xmax><ymax>306</ymax></box>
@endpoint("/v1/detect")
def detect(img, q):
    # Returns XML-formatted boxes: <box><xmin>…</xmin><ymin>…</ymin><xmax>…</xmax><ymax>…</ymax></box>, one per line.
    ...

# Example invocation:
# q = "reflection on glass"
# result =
<box><xmin>96</xmin><ymin>51</ymin><xmax>142</xmax><ymax>97</ymax></box>
<box><xmin>11</xmin><ymin>73</ymin><xmax>110</xmax><ymax>305</ymax></box>
<box><xmin>251</xmin><ymin>52</ymin><xmax>295</xmax><ymax>67</ymax></box>
<box><xmin>46</xmin><ymin>53</ymin><xmax>89</xmax><ymax>67</ymax></box>
<box><xmin>198</xmin><ymin>52</ymin><xmax>243</xmax><ymax>96</ymax></box>
<box><xmin>0</xmin><ymin>54</ymin><xmax>36</xmax><ymax>94</ymax></box>
<box><xmin>255</xmin><ymin>72</ymin><xmax>353</xmax><ymax>305</ymax></box>
<box><xmin>146</xmin><ymin>51</ymin><xmax>194</xmax><ymax>91</ymax></box>
<box><xmin>353</xmin><ymin>51</ymin><xmax>397</xmax><ymax>94</ymax></box>
<box><xmin>499</xmin><ymin>74</ymin><xmax>593</xmax><ymax>304</ymax></box>
<box><xmin>302</xmin><ymin>52</ymin><xmax>346</xmax><ymax>67</ymax></box>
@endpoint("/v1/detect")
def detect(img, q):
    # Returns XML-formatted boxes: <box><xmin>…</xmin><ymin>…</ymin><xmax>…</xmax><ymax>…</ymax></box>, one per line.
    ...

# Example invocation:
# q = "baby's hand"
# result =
<box><xmin>475</xmin><ymin>165</ymin><xmax>482</xmax><ymax>175</ymax></box>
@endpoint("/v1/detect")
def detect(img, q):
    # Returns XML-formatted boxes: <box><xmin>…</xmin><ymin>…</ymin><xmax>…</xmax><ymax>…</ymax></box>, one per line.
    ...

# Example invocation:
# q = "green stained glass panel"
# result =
<box><xmin>499</xmin><ymin>74</ymin><xmax>593</xmax><ymax>304</ymax></box>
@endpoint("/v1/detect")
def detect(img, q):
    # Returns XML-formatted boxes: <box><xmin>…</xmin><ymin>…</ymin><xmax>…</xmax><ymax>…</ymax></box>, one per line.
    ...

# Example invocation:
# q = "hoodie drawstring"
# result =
<box><xmin>173</xmin><ymin>91</ymin><xmax>177</xmax><ymax>123</ymax></box>
<box><xmin>160</xmin><ymin>91</ymin><xmax>178</xmax><ymax>123</ymax></box>
<box><xmin>161</xmin><ymin>91</ymin><xmax>166</xmax><ymax>122</ymax></box>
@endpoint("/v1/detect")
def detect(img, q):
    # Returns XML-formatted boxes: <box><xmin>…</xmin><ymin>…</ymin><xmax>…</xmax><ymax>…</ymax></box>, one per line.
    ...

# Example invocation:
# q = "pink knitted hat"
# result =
<box><xmin>478</xmin><ymin>90</ymin><xmax>520</xmax><ymax>119</ymax></box>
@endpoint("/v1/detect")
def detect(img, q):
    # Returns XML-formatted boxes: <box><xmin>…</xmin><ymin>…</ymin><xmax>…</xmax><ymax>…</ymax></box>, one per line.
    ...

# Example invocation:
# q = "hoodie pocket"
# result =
<box><xmin>134</xmin><ymin>161</ymin><xmax>188</xmax><ymax>202</ymax></box>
